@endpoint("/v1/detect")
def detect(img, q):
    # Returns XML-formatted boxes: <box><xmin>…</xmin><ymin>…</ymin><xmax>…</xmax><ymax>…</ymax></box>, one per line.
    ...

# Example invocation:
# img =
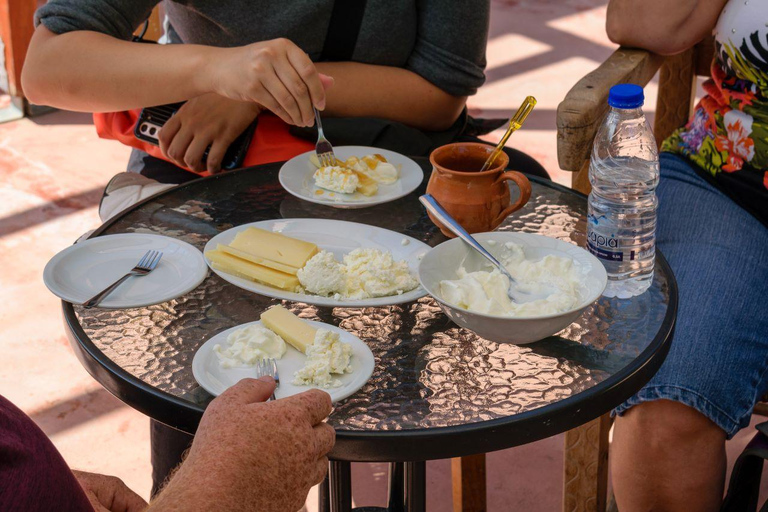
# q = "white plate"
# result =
<box><xmin>192</xmin><ymin>320</ymin><xmax>375</xmax><ymax>402</ymax></box>
<box><xmin>278</xmin><ymin>146</ymin><xmax>424</xmax><ymax>209</ymax></box>
<box><xmin>204</xmin><ymin>219</ymin><xmax>430</xmax><ymax>307</ymax></box>
<box><xmin>43</xmin><ymin>233</ymin><xmax>208</xmax><ymax>308</ymax></box>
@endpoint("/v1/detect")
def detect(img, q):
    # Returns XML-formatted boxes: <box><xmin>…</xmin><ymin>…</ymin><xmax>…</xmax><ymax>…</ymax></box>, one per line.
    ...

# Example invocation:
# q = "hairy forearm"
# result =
<box><xmin>147</xmin><ymin>462</ymin><xmax>229</xmax><ymax>512</ymax></box>
<box><xmin>22</xmin><ymin>27</ymin><xmax>219</xmax><ymax>112</ymax></box>
<box><xmin>316</xmin><ymin>61</ymin><xmax>467</xmax><ymax>131</ymax></box>
<box><xmin>606</xmin><ymin>0</ymin><xmax>725</xmax><ymax>55</ymax></box>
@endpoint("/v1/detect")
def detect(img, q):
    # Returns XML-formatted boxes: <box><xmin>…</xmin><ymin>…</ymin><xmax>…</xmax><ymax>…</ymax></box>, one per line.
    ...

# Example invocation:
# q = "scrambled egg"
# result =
<box><xmin>293</xmin><ymin>329</ymin><xmax>353</xmax><ymax>388</ymax></box>
<box><xmin>297</xmin><ymin>248</ymin><xmax>419</xmax><ymax>300</ymax></box>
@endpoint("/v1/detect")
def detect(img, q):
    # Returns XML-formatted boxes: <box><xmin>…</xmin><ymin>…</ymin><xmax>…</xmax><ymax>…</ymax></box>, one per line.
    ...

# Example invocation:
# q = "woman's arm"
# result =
<box><xmin>22</xmin><ymin>27</ymin><xmax>327</xmax><ymax>126</ymax></box>
<box><xmin>606</xmin><ymin>0</ymin><xmax>727</xmax><ymax>55</ymax></box>
<box><xmin>316</xmin><ymin>62</ymin><xmax>467</xmax><ymax>132</ymax></box>
<box><xmin>23</xmin><ymin>27</ymin><xmax>217</xmax><ymax>111</ymax></box>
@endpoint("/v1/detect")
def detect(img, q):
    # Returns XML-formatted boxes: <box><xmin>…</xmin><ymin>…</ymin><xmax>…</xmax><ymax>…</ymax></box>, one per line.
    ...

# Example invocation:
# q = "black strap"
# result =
<box><xmin>319</xmin><ymin>0</ymin><xmax>368</xmax><ymax>61</ymax></box>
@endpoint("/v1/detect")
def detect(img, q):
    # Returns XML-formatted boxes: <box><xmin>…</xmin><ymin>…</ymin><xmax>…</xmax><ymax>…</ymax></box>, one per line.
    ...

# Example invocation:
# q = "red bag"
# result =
<box><xmin>93</xmin><ymin>110</ymin><xmax>314</xmax><ymax>176</ymax></box>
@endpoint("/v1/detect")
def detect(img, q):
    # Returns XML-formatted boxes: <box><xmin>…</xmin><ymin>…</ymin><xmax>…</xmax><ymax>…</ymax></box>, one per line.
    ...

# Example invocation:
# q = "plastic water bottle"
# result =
<box><xmin>586</xmin><ymin>84</ymin><xmax>659</xmax><ymax>298</ymax></box>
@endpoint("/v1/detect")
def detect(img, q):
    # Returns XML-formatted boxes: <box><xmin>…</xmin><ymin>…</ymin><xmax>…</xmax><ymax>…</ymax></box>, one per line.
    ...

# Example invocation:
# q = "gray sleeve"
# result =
<box><xmin>35</xmin><ymin>0</ymin><xmax>159</xmax><ymax>41</ymax></box>
<box><xmin>406</xmin><ymin>0</ymin><xmax>490</xmax><ymax>97</ymax></box>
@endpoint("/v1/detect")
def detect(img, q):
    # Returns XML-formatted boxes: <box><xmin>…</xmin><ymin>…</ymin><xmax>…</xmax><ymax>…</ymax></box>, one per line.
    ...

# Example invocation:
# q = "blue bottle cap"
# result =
<box><xmin>608</xmin><ymin>84</ymin><xmax>644</xmax><ymax>108</ymax></box>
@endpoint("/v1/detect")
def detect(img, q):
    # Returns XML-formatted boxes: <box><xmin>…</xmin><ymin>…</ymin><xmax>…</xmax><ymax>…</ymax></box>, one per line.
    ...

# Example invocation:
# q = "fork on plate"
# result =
<box><xmin>255</xmin><ymin>357</ymin><xmax>280</xmax><ymax>401</ymax></box>
<box><xmin>314</xmin><ymin>108</ymin><xmax>337</xmax><ymax>167</ymax></box>
<box><xmin>83</xmin><ymin>249</ymin><xmax>163</xmax><ymax>309</ymax></box>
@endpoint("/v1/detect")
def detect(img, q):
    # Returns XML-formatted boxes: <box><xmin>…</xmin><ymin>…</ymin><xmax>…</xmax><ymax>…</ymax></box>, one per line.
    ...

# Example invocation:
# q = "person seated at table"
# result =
<box><xmin>605</xmin><ymin>0</ymin><xmax>768</xmax><ymax>510</ymax></box>
<box><xmin>1</xmin><ymin>377</ymin><xmax>333</xmax><ymax>512</ymax></box>
<box><xmin>21</xmin><ymin>0</ymin><xmax>547</xmax><ymax>185</ymax></box>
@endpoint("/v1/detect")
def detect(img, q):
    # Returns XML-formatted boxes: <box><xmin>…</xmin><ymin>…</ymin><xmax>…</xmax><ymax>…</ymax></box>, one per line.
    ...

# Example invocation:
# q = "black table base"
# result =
<box><xmin>321</xmin><ymin>461</ymin><xmax>427</xmax><ymax>512</ymax></box>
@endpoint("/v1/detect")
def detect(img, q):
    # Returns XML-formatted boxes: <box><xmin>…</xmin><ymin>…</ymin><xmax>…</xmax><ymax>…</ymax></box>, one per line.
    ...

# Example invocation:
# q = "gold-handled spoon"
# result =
<box><xmin>479</xmin><ymin>95</ymin><xmax>537</xmax><ymax>172</ymax></box>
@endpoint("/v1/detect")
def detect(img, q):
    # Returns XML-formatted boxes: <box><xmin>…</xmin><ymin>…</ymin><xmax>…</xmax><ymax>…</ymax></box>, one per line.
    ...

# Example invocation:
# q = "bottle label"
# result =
<box><xmin>586</xmin><ymin>223</ymin><xmax>635</xmax><ymax>262</ymax></box>
<box><xmin>586</xmin><ymin>240</ymin><xmax>635</xmax><ymax>262</ymax></box>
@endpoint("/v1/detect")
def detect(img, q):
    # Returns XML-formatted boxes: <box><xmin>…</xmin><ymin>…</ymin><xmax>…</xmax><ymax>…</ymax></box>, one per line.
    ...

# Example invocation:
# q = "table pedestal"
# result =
<box><xmin>321</xmin><ymin>461</ymin><xmax>427</xmax><ymax>512</ymax></box>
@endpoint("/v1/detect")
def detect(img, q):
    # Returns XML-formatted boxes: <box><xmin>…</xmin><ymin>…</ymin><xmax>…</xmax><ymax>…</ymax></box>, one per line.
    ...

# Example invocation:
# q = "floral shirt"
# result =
<box><xmin>662</xmin><ymin>0</ymin><xmax>768</xmax><ymax>226</ymax></box>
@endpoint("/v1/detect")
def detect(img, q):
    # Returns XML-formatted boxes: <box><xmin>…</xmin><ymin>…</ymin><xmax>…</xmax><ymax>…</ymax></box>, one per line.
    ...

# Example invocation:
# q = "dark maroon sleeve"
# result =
<box><xmin>0</xmin><ymin>395</ymin><xmax>93</xmax><ymax>512</ymax></box>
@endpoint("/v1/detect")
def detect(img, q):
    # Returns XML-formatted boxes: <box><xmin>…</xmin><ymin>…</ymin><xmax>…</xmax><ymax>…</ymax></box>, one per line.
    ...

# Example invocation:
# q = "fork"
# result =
<box><xmin>255</xmin><ymin>358</ymin><xmax>280</xmax><ymax>401</ymax></box>
<box><xmin>83</xmin><ymin>250</ymin><xmax>163</xmax><ymax>308</ymax></box>
<box><xmin>314</xmin><ymin>107</ymin><xmax>337</xmax><ymax>167</ymax></box>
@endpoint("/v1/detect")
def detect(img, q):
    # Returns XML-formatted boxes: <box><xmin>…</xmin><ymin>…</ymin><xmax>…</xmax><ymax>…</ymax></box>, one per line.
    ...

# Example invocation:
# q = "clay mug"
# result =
<box><xmin>425</xmin><ymin>142</ymin><xmax>532</xmax><ymax>237</ymax></box>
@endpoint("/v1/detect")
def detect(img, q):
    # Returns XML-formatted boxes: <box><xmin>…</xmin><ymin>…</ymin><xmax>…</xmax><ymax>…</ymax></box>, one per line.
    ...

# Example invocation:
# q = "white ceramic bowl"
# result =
<box><xmin>418</xmin><ymin>232</ymin><xmax>607</xmax><ymax>344</ymax></box>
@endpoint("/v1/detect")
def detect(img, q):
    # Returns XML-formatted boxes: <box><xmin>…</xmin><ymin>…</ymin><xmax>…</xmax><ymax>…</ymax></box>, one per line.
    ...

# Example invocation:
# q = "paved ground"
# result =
<box><xmin>0</xmin><ymin>0</ymin><xmax>764</xmax><ymax>510</ymax></box>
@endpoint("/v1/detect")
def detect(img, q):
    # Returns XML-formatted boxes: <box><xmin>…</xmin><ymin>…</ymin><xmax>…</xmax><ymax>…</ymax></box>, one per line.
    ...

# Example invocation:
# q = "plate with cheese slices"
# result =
<box><xmin>203</xmin><ymin>218</ymin><xmax>430</xmax><ymax>307</ymax></box>
<box><xmin>278</xmin><ymin>146</ymin><xmax>424</xmax><ymax>208</ymax></box>
<box><xmin>192</xmin><ymin>306</ymin><xmax>375</xmax><ymax>402</ymax></box>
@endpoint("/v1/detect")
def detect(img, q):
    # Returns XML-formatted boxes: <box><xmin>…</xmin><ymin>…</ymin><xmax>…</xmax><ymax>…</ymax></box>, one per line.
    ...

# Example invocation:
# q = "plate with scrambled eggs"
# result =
<box><xmin>192</xmin><ymin>307</ymin><xmax>375</xmax><ymax>402</ymax></box>
<box><xmin>203</xmin><ymin>219</ymin><xmax>430</xmax><ymax>307</ymax></box>
<box><xmin>278</xmin><ymin>146</ymin><xmax>424</xmax><ymax>208</ymax></box>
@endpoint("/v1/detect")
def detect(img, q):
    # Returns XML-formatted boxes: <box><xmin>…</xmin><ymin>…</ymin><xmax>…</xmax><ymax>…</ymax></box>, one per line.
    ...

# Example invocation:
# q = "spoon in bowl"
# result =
<box><xmin>420</xmin><ymin>194</ymin><xmax>551</xmax><ymax>303</ymax></box>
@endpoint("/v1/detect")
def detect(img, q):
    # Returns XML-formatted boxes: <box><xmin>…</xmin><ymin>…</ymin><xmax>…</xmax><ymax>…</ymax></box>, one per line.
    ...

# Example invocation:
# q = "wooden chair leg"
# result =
<box><xmin>571</xmin><ymin>160</ymin><xmax>592</xmax><ymax>195</ymax></box>
<box><xmin>563</xmin><ymin>413</ymin><xmax>612</xmax><ymax>512</ymax></box>
<box><xmin>451</xmin><ymin>454</ymin><xmax>487</xmax><ymax>512</ymax></box>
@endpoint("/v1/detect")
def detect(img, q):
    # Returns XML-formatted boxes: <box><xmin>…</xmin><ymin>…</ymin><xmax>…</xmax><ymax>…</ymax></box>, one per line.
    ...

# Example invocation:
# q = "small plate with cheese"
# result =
<box><xmin>192</xmin><ymin>306</ymin><xmax>375</xmax><ymax>402</ymax></box>
<box><xmin>203</xmin><ymin>219</ymin><xmax>430</xmax><ymax>307</ymax></box>
<box><xmin>278</xmin><ymin>146</ymin><xmax>424</xmax><ymax>209</ymax></box>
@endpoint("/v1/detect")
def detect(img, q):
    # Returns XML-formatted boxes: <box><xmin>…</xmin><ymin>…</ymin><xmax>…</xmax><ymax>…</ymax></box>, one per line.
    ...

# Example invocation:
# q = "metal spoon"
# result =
<box><xmin>420</xmin><ymin>194</ymin><xmax>551</xmax><ymax>303</ymax></box>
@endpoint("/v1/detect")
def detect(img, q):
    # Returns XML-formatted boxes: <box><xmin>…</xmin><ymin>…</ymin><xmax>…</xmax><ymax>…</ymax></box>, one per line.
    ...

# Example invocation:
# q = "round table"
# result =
<box><xmin>63</xmin><ymin>159</ymin><xmax>676</xmax><ymax>512</ymax></box>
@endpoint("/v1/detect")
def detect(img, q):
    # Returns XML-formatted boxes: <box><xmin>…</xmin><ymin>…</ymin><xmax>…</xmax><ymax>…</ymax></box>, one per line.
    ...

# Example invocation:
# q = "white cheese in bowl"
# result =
<box><xmin>439</xmin><ymin>243</ymin><xmax>587</xmax><ymax>317</ymax></box>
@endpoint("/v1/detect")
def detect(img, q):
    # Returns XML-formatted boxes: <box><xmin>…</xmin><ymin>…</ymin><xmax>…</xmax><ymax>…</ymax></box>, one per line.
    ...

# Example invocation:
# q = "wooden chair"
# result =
<box><xmin>552</xmin><ymin>36</ymin><xmax>768</xmax><ymax>512</ymax></box>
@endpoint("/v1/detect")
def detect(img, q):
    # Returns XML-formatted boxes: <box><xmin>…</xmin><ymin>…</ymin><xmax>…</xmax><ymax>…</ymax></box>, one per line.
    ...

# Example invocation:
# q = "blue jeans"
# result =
<box><xmin>614</xmin><ymin>153</ymin><xmax>768</xmax><ymax>438</ymax></box>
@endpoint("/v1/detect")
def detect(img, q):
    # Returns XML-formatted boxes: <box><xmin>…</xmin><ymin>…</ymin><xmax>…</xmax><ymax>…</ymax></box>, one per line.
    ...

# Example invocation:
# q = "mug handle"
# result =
<box><xmin>493</xmin><ymin>171</ymin><xmax>532</xmax><ymax>225</ymax></box>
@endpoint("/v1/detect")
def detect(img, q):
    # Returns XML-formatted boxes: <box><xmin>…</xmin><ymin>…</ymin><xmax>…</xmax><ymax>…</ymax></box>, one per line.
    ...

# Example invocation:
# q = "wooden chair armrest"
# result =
<box><xmin>556</xmin><ymin>47</ymin><xmax>663</xmax><ymax>172</ymax></box>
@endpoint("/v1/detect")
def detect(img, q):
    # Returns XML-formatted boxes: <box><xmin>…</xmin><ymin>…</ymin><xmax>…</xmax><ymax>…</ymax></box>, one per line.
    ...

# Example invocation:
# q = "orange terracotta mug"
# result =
<box><xmin>425</xmin><ymin>143</ymin><xmax>532</xmax><ymax>237</ymax></box>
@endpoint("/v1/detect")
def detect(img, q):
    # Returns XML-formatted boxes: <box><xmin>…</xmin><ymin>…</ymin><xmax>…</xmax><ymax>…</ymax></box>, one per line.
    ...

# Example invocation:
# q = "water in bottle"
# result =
<box><xmin>587</xmin><ymin>84</ymin><xmax>659</xmax><ymax>298</ymax></box>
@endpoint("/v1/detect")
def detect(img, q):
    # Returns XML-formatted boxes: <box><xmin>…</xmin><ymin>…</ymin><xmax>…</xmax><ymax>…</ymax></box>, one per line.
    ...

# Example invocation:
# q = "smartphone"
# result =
<box><xmin>134</xmin><ymin>103</ymin><xmax>257</xmax><ymax>170</ymax></box>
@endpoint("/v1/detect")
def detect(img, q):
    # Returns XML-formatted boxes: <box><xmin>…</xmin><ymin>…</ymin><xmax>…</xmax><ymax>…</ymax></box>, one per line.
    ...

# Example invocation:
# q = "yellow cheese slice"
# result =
<box><xmin>229</xmin><ymin>227</ymin><xmax>318</xmax><ymax>269</ymax></box>
<box><xmin>260</xmin><ymin>305</ymin><xmax>317</xmax><ymax>354</ymax></box>
<box><xmin>206</xmin><ymin>250</ymin><xmax>300</xmax><ymax>291</ymax></box>
<box><xmin>216</xmin><ymin>244</ymin><xmax>299</xmax><ymax>275</ymax></box>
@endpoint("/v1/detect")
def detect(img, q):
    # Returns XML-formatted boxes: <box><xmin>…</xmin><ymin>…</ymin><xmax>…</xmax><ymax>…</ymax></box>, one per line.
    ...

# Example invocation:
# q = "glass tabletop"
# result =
<box><xmin>65</xmin><ymin>160</ymin><xmax>675</xmax><ymax>461</ymax></box>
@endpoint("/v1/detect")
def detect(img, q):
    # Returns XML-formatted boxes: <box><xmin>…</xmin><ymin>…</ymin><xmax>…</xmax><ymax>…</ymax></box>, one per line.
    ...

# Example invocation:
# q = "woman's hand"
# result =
<box><xmin>209</xmin><ymin>38</ymin><xmax>333</xmax><ymax>127</ymax></box>
<box><xmin>158</xmin><ymin>94</ymin><xmax>261</xmax><ymax>174</ymax></box>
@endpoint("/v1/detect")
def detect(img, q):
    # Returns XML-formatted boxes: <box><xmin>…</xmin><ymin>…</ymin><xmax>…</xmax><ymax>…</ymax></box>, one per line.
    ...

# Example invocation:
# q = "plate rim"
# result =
<box><xmin>191</xmin><ymin>319</ymin><xmax>375</xmax><ymax>402</ymax></box>
<box><xmin>43</xmin><ymin>232</ymin><xmax>208</xmax><ymax>309</ymax></box>
<box><xmin>203</xmin><ymin>218</ymin><xmax>429</xmax><ymax>307</ymax></box>
<box><xmin>278</xmin><ymin>145</ymin><xmax>424</xmax><ymax>208</ymax></box>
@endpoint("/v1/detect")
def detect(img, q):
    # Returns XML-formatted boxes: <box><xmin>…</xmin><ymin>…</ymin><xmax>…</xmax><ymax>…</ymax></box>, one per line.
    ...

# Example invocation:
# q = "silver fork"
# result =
<box><xmin>255</xmin><ymin>358</ymin><xmax>279</xmax><ymax>401</ymax></box>
<box><xmin>83</xmin><ymin>250</ymin><xmax>163</xmax><ymax>308</ymax></box>
<box><xmin>314</xmin><ymin>107</ymin><xmax>337</xmax><ymax>167</ymax></box>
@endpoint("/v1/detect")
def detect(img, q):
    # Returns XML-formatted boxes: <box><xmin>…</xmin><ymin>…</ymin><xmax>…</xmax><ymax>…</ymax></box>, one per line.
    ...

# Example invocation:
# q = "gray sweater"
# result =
<box><xmin>35</xmin><ymin>0</ymin><xmax>489</xmax><ymax>97</ymax></box>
